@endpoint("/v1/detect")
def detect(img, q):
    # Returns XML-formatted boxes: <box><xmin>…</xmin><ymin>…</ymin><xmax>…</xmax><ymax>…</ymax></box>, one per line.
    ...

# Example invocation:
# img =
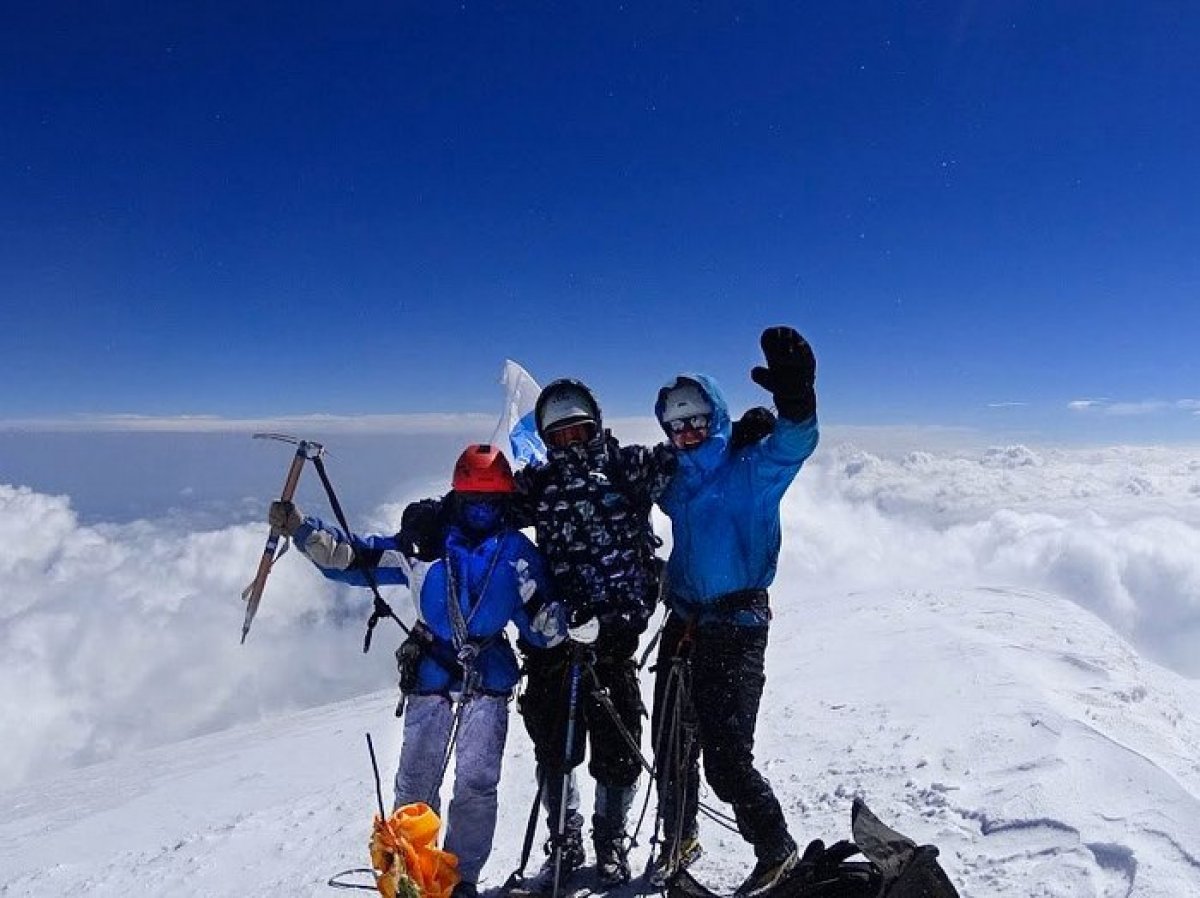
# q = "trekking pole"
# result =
<box><xmin>241</xmin><ymin>433</ymin><xmax>324</xmax><ymax>643</ymax></box>
<box><xmin>552</xmin><ymin>648</ymin><xmax>587</xmax><ymax>898</ymax></box>
<box><xmin>367</xmin><ymin>732</ymin><xmax>388</xmax><ymax>819</ymax></box>
<box><xmin>504</xmin><ymin>772</ymin><xmax>547</xmax><ymax>889</ymax></box>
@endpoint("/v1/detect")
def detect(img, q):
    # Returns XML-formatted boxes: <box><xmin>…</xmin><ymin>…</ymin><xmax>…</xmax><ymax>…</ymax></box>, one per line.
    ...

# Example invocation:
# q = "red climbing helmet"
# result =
<box><xmin>451</xmin><ymin>444</ymin><xmax>516</xmax><ymax>494</ymax></box>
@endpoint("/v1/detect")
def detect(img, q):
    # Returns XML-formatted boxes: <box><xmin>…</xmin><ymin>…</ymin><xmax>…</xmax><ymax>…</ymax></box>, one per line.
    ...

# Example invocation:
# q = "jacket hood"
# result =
<box><xmin>655</xmin><ymin>374</ymin><xmax>731</xmax><ymax>457</ymax></box>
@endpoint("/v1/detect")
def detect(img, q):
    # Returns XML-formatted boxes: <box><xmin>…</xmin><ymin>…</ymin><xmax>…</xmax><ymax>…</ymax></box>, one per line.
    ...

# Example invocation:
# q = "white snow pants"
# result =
<box><xmin>394</xmin><ymin>693</ymin><xmax>510</xmax><ymax>884</ymax></box>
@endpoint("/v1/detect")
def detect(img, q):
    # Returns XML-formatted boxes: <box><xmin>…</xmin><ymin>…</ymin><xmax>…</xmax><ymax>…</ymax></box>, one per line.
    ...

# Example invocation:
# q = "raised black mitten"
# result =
<box><xmin>750</xmin><ymin>325</ymin><xmax>817</xmax><ymax>421</ymax></box>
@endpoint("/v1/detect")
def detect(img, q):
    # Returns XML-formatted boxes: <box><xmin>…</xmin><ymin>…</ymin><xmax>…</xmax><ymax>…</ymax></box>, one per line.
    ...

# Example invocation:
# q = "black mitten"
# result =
<box><xmin>750</xmin><ymin>325</ymin><xmax>817</xmax><ymax>421</ymax></box>
<box><xmin>730</xmin><ymin>406</ymin><xmax>777</xmax><ymax>451</ymax></box>
<box><xmin>396</xmin><ymin>497</ymin><xmax>447</xmax><ymax>561</ymax></box>
<box><xmin>395</xmin><ymin>621</ymin><xmax>433</xmax><ymax>693</ymax></box>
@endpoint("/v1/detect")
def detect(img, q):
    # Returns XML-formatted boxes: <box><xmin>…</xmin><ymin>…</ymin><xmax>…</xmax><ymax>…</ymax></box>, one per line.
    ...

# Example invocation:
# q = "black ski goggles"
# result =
<box><xmin>544</xmin><ymin>420</ymin><xmax>597</xmax><ymax>448</ymax></box>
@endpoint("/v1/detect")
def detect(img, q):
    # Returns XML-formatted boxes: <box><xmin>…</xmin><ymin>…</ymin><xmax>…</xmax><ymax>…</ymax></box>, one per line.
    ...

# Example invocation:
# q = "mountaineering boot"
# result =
<box><xmin>647</xmin><ymin>831</ymin><xmax>703</xmax><ymax>888</ymax></box>
<box><xmin>594</xmin><ymin>835</ymin><xmax>631</xmax><ymax>887</ymax></box>
<box><xmin>734</xmin><ymin>843</ymin><xmax>799</xmax><ymax>898</ymax></box>
<box><xmin>528</xmin><ymin>812</ymin><xmax>586</xmax><ymax>896</ymax></box>
<box><xmin>593</xmin><ymin>784</ymin><xmax>636</xmax><ymax>886</ymax></box>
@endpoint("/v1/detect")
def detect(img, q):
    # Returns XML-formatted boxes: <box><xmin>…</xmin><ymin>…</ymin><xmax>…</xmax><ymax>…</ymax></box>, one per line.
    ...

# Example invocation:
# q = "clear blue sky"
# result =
<box><xmin>2</xmin><ymin>3</ymin><xmax>1198</xmax><ymax>438</ymax></box>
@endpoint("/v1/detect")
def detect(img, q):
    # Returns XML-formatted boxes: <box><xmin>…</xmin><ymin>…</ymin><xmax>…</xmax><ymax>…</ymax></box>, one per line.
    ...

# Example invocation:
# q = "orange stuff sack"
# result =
<box><xmin>369</xmin><ymin>802</ymin><xmax>460</xmax><ymax>898</ymax></box>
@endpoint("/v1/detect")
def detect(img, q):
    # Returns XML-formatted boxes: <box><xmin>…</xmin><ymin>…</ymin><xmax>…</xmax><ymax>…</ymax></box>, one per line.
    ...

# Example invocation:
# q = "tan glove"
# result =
<box><xmin>268</xmin><ymin>500</ymin><xmax>304</xmax><ymax>536</ymax></box>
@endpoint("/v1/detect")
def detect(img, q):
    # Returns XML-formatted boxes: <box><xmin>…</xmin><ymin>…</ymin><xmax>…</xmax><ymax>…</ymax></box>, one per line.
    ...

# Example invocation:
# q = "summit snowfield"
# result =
<box><xmin>2</xmin><ymin>585</ymin><xmax>1198</xmax><ymax>897</ymax></box>
<box><xmin>3</xmin><ymin>430</ymin><xmax>1200</xmax><ymax>896</ymax></box>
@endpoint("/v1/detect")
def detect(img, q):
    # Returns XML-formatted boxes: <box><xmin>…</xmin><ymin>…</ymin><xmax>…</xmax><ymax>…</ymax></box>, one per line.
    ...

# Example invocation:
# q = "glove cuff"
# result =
<box><xmin>776</xmin><ymin>387</ymin><xmax>816</xmax><ymax>422</ymax></box>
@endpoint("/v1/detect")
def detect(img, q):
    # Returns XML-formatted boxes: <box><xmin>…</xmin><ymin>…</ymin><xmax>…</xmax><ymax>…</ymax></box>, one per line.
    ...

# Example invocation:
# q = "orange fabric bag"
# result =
<box><xmin>370</xmin><ymin>802</ymin><xmax>460</xmax><ymax>898</ymax></box>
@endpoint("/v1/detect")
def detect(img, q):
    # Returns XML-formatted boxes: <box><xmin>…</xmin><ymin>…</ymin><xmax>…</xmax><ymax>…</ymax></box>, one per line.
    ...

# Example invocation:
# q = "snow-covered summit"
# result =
<box><xmin>3</xmin><ymin>584</ymin><xmax>1198</xmax><ymax>897</ymax></box>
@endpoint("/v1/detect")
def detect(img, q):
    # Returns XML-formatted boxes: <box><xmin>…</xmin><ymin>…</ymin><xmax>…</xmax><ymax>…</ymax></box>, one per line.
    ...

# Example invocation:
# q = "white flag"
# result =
<box><xmin>491</xmin><ymin>359</ymin><xmax>546</xmax><ymax>467</ymax></box>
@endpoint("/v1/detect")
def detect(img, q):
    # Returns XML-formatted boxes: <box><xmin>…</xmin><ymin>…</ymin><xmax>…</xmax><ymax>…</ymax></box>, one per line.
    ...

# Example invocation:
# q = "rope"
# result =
<box><xmin>430</xmin><ymin>694</ymin><xmax>470</xmax><ymax>808</ymax></box>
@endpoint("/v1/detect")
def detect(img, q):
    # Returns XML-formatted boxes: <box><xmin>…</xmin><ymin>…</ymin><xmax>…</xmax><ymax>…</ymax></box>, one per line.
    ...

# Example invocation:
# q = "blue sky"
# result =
<box><xmin>2</xmin><ymin>3</ymin><xmax>1198</xmax><ymax>439</ymax></box>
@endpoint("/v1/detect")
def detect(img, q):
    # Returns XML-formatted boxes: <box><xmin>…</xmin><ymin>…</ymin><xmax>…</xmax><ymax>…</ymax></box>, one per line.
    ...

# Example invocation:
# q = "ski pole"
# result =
<box><xmin>367</xmin><ymin>732</ymin><xmax>388</xmax><ymax>819</ymax></box>
<box><xmin>241</xmin><ymin>433</ymin><xmax>324</xmax><ymax>643</ymax></box>
<box><xmin>552</xmin><ymin>649</ymin><xmax>585</xmax><ymax>898</ymax></box>
<box><xmin>504</xmin><ymin>772</ymin><xmax>546</xmax><ymax>888</ymax></box>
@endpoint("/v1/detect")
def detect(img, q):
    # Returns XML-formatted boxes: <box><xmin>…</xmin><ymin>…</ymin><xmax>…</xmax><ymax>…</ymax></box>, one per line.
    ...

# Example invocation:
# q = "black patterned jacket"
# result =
<box><xmin>513</xmin><ymin>433</ymin><xmax>676</xmax><ymax>630</ymax></box>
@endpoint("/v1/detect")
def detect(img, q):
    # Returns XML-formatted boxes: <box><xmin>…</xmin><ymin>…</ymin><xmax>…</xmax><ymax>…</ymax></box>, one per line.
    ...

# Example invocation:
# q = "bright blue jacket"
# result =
<box><xmin>293</xmin><ymin>517</ymin><xmax>561</xmax><ymax>695</ymax></box>
<box><xmin>654</xmin><ymin>374</ymin><xmax>819</xmax><ymax>626</ymax></box>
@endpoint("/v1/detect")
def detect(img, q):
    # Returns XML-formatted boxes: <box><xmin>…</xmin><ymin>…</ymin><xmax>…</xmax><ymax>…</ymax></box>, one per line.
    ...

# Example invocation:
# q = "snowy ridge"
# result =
<box><xmin>3</xmin><ymin>585</ymin><xmax>1199</xmax><ymax>897</ymax></box>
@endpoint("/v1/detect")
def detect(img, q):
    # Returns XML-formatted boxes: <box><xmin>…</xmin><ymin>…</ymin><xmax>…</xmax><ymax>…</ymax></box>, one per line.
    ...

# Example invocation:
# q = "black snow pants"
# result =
<box><xmin>518</xmin><ymin>624</ymin><xmax>645</xmax><ymax>788</ymax></box>
<box><xmin>651</xmin><ymin>610</ymin><xmax>793</xmax><ymax>861</ymax></box>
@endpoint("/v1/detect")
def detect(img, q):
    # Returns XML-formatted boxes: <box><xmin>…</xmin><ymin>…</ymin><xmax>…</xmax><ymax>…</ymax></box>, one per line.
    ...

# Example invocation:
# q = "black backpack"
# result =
<box><xmin>670</xmin><ymin>799</ymin><xmax>960</xmax><ymax>898</ymax></box>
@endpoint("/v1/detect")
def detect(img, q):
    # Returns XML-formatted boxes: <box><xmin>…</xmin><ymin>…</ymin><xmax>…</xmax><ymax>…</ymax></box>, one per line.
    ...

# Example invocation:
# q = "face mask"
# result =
<box><xmin>459</xmin><ymin>496</ymin><xmax>505</xmax><ymax>533</ymax></box>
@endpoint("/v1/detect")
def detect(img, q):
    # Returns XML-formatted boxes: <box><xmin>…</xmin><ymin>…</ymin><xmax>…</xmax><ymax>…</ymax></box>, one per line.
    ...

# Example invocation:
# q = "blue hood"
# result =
<box><xmin>654</xmin><ymin>373</ymin><xmax>820</xmax><ymax>621</ymax></box>
<box><xmin>655</xmin><ymin>373</ymin><xmax>731</xmax><ymax>467</ymax></box>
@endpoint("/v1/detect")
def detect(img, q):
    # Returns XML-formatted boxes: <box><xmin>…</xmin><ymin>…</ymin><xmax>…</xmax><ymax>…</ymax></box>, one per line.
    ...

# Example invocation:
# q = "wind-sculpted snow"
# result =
<box><xmin>2</xmin><ymin>586</ymin><xmax>1198</xmax><ymax>896</ymax></box>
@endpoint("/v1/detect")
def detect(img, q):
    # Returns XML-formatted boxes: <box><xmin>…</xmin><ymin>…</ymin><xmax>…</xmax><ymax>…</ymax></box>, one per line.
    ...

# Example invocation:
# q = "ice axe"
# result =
<box><xmin>240</xmin><ymin>433</ymin><xmax>324</xmax><ymax>643</ymax></box>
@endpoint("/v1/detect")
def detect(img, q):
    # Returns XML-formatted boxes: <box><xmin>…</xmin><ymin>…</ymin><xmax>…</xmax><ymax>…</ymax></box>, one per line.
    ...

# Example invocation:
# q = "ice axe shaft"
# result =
<box><xmin>240</xmin><ymin>434</ymin><xmax>323</xmax><ymax>643</ymax></box>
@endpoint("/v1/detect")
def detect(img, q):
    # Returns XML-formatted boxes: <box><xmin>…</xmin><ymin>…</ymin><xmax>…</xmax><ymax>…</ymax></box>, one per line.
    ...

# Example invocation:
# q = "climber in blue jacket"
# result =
<box><xmin>649</xmin><ymin>326</ymin><xmax>819</xmax><ymax>898</ymax></box>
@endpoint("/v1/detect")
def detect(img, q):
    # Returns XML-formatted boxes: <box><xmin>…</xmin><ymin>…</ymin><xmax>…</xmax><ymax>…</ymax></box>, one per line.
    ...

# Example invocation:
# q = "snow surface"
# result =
<box><xmin>3</xmin><ymin>583</ymin><xmax>1199</xmax><ymax>897</ymax></box>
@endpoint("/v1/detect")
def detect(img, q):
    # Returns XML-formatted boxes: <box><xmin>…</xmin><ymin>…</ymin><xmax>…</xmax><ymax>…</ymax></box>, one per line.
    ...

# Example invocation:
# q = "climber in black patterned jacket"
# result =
<box><xmin>512</xmin><ymin>378</ymin><xmax>676</xmax><ymax>891</ymax></box>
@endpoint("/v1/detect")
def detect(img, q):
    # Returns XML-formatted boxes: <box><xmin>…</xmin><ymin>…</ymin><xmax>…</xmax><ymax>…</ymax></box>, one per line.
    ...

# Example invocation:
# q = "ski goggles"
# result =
<box><xmin>544</xmin><ymin>420</ymin><xmax>597</xmax><ymax>449</ymax></box>
<box><xmin>664</xmin><ymin>414</ymin><xmax>711</xmax><ymax>435</ymax></box>
<box><xmin>666</xmin><ymin>414</ymin><xmax>711</xmax><ymax>449</ymax></box>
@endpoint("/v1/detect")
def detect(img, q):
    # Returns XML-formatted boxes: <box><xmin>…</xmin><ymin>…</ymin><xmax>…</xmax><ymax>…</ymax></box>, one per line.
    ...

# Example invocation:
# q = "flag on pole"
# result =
<box><xmin>491</xmin><ymin>359</ymin><xmax>546</xmax><ymax>468</ymax></box>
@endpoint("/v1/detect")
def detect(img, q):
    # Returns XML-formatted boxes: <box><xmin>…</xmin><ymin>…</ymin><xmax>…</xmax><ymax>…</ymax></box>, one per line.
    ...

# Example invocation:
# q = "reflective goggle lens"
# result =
<box><xmin>666</xmin><ymin>414</ymin><xmax>711</xmax><ymax>435</ymax></box>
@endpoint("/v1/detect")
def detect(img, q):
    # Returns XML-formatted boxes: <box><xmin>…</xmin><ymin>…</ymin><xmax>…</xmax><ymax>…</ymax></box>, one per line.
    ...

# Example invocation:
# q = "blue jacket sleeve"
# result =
<box><xmin>743</xmin><ymin>413</ymin><xmax>819</xmax><ymax>500</ymax></box>
<box><xmin>292</xmin><ymin>517</ymin><xmax>411</xmax><ymax>588</ymax></box>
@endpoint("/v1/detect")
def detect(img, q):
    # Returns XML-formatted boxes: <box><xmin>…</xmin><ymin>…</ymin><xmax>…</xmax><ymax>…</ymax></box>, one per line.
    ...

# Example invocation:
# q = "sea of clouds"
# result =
<box><xmin>2</xmin><ymin>424</ymin><xmax>1199</xmax><ymax>791</ymax></box>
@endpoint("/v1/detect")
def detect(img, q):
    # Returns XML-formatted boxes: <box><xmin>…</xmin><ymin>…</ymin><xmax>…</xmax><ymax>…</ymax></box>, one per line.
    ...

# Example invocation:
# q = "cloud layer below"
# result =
<box><xmin>2</xmin><ymin>432</ymin><xmax>1199</xmax><ymax>790</ymax></box>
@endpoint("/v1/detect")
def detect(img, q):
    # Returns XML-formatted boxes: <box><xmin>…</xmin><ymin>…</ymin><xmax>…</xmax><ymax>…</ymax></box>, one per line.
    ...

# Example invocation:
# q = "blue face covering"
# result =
<box><xmin>459</xmin><ymin>495</ymin><xmax>505</xmax><ymax>534</ymax></box>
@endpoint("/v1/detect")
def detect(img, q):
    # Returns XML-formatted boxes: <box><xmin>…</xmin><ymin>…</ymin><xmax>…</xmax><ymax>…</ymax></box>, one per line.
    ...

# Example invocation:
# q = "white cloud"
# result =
<box><xmin>0</xmin><ymin>412</ymin><xmax>495</xmax><ymax>434</ymax></box>
<box><xmin>3</xmin><ymin>436</ymin><xmax>1200</xmax><ymax>793</ymax></box>
<box><xmin>0</xmin><ymin>483</ymin><xmax>409</xmax><ymax>790</ymax></box>
<box><xmin>1068</xmin><ymin>398</ymin><xmax>1200</xmax><ymax>417</ymax></box>
<box><xmin>780</xmin><ymin>443</ymin><xmax>1200</xmax><ymax>678</ymax></box>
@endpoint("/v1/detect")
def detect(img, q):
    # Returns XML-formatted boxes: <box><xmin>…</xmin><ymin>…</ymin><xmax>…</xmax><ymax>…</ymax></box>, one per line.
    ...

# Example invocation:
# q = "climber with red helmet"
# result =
<box><xmin>269</xmin><ymin>444</ymin><xmax>565</xmax><ymax>898</ymax></box>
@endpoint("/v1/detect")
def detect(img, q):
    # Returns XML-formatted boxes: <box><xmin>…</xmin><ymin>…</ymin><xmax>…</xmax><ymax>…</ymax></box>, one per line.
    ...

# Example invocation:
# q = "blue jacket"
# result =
<box><xmin>293</xmin><ymin>517</ymin><xmax>562</xmax><ymax>695</ymax></box>
<box><xmin>655</xmin><ymin>373</ymin><xmax>819</xmax><ymax>626</ymax></box>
